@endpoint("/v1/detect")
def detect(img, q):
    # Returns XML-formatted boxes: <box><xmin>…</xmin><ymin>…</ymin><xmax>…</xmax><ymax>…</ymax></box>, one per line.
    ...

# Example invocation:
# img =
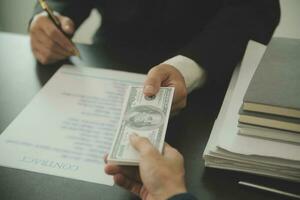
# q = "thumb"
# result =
<box><xmin>129</xmin><ymin>134</ymin><xmax>158</xmax><ymax>156</ymax></box>
<box><xmin>58</xmin><ymin>16</ymin><xmax>75</xmax><ymax>35</ymax></box>
<box><xmin>163</xmin><ymin>143</ymin><xmax>183</xmax><ymax>160</ymax></box>
<box><xmin>144</xmin><ymin>66</ymin><xmax>168</xmax><ymax>97</ymax></box>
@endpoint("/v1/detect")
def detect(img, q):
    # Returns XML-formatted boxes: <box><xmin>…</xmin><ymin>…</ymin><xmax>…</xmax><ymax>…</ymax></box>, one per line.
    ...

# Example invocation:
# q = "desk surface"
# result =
<box><xmin>0</xmin><ymin>32</ymin><xmax>298</xmax><ymax>200</ymax></box>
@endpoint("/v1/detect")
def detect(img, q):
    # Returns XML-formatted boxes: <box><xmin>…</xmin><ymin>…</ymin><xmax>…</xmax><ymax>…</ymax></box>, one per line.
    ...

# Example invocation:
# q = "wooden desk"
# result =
<box><xmin>0</xmin><ymin>32</ymin><xmax>297</xmax><ymax>200</ymax></box>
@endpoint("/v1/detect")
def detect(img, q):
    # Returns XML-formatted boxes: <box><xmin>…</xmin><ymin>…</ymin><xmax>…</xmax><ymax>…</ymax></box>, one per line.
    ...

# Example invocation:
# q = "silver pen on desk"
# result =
<box><xmin>238</xmin><ymin>181</ymin><xmax>300</xmax><ymax>199</ymax></box>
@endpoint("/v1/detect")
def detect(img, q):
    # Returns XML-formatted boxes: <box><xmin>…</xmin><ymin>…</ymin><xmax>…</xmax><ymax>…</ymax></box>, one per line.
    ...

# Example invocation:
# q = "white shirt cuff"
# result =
<box><xmin>163</xmin><ymin>55</ymin><xmax>206</xmax><ymax>93</ymax></box>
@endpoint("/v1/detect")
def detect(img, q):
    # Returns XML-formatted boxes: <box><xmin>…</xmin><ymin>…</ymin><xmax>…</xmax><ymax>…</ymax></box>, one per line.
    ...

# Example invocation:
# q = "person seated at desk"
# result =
<box><xmin>29</xmin><ymin>0</ymin><xmax>280</xmax><ymax>112</ymax></box>
<box><xmin>104</xmin><ymin>134</ymin><xmax>196</xmax><ymax>200</ymax></box>
<box><xmin>28</xmin><ymin>1</ymin><xmax>281</xmax><ymax>199</ymax></box>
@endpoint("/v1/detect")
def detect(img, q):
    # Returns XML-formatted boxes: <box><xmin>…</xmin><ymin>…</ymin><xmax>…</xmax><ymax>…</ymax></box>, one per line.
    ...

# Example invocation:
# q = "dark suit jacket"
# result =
<box><xmin>33</xmin><ymin>0</ymin><xmax>280</xmax><ymax>82</ymax></box>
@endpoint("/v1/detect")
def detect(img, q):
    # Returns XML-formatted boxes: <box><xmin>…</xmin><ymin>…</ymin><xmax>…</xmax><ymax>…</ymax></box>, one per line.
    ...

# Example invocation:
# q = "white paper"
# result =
<box><xmin>203</xmin><ymin>40</ymin><xmax>263</xmax><ymax>158</ymax></box>
<box><xmin>0</xmin><ymin>65</ymin><xmax>146</xmax><ymax>185</ymax></box>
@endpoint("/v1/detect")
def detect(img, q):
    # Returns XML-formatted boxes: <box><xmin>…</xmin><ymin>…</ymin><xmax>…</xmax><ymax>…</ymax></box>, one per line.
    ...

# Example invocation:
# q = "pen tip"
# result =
<box><xmin>76</xmin><ymin>52</ymin><xmax>82</xmax><ymax>59</ymax></box>
<box><xmin>72</xmin><ymin>48</ymin><xmax>81</xmax><ymax>59</ymax></box>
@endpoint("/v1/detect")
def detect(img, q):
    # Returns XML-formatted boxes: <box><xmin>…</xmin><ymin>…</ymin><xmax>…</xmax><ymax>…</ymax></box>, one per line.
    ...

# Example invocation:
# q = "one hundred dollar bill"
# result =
<box><xmin>107</xmin><ymin>86</ymin><xmax>174</xmax><ymax>165</ymax></box>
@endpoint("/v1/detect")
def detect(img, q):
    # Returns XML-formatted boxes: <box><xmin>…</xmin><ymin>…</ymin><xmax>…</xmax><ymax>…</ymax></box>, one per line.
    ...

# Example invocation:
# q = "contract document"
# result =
<box><xmin>0</xmin><ymin>65</ymin><xmax>146</xmax><ymax>185</ymax></box>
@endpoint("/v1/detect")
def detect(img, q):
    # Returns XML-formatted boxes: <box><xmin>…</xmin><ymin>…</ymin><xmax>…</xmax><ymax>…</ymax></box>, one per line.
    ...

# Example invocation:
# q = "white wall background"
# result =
<box><xmin>0</xmin><ymin>0</ymin><xmax>101</xmax><ymax>44</ymax></box>
<box><xmin>0</xmin><ymin>0</ymin><xmax>299</xmax><ymax>43</ymax></box>
<box><xmin>273</xmin><ymin>0</ymin><xmax>300</xmax><ymax>38</ymax></box>
<box><xmin>0</xmin><ymin>0</ymin><xmax>35</xmax><ymax>33</ymax></box>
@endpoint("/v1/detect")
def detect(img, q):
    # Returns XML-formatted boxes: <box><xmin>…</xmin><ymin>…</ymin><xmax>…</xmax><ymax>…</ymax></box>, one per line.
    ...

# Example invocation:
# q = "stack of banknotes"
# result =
<box><xmin>108</xmin><ymin>86</ymin><xmax>174</xmax><ymax>166</ymax></box>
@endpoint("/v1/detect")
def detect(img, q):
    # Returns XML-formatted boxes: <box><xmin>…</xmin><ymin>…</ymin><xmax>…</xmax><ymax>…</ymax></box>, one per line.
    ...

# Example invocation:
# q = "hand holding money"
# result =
<box><xmin>143</xmin><ymin>64</ymin><xmax>187</xmax><ymax>113</ymax></box>
<box><xmin>108</xmin><ymin>86</ymin><xmax>174</xmax><ymax>165</ymax></box>
<box><xmin>105</xmin><ymin>135</ymin><xmax>187</xmax><ymax>200</ymax></box>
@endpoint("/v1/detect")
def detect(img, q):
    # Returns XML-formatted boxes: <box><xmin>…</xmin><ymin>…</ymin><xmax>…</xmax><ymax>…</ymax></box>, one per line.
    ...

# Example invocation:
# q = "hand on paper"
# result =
<box><xmin>105</xmin><ymin>134</ymin><xmax>187</xmax><ymax>200</ymax></box>
<box><xmin>29</xmin><ymin>12</ymin><xmax>76</xmax><ymax>64</ymax></box>
<box><xmin>144</xmin><ymin>64</ymin><xmax>187</xmax><ymax>113</ymax></box>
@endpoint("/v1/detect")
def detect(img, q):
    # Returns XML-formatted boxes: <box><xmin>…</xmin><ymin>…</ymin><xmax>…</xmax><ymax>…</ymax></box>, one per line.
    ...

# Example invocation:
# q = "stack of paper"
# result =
<box><xmin>203</xmin><ymin>40</ymin><xmax>300</xmax><ymax>182</ymax></box>
<box><xmin>238</xmin><ymin>38</ymin><xmax>300</xmax><ymax>144</ymax></box>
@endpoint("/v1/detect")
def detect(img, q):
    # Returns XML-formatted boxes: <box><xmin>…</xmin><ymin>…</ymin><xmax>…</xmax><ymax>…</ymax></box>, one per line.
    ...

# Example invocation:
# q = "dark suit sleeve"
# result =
<box><xmin>179</xmin><ymin>0</ymin><xmax>280</xmax><ymax>82</ymax></box>
<box><xmin>168</xmin><ymin>193</ymin><xmax>198</xmax><ymax>200</ymax></box>
<box><xmin>32</xmin><ymin>0</ymin><xmax>94</xmax><ymax>29</ymax></box>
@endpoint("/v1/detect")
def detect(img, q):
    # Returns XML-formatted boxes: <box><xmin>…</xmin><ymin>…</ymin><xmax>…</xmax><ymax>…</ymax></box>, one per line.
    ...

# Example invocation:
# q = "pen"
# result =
<box><xmin>38</xmin><ymin>0</ymin><xmax>81</xmax><ymax>57</ymax></box>
<box><xmin>238</xmin><ymin>181</ymin><xmax>300</xmax><ymax>199</ymax></box>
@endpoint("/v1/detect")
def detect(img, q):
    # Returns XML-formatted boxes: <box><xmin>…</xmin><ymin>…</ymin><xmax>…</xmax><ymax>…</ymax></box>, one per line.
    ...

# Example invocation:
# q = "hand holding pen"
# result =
<box><xmin>29</xmin><ymin>0</ymin><xmax>80</xmax><ymax>64</ymax></box>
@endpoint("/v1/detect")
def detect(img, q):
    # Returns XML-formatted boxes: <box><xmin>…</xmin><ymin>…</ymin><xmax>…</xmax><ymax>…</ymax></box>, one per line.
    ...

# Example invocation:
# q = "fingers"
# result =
<box><xmin>32</xmin><ymin>50</ymin><xmax>46</xmax><ymax>64</ymax></box>
<box><xmin>31</xmin><ymin>38</ymin><xmax>67</xmax><ymax>64</ymax></box>
<box><xmin>143</xmin><ymin>66</ymin><xmax>169</xmax><ymax>96</ymax></box>
<box><xmin>129</xmin><ymin>134</ymin><xmax>159</xmax><ymax>157</ymax></box>
<box><xmin>31</xmin><ymin>28</ymin><xmax>71</xmax><ymax>57</ymax></box>
<box><xmin>105</xmin><ymin>154</ymin><xmax>143</xmax><ymax>195</ymax></box>
<box><xmin>163</xmin><ymin>143</ymin><xmax>184</xmax><ymax>163</ymax></box>
<box><xmin>104</xmin><ymin>153</ymin><xmax>141</xmax><ymax>182</ymax></box>
<box><xmin>29</xmin><ymin>13</ymin><xmax>76</xmax><ymax>64</ymax></box>
<box><xmin>104</xmin><ymin>164</ymin><xmax>141</xmax><ymax>182</ymax></box>
<box><xmin>113</xmin><ymin>174</ymin><xmax>143</xmax><ymax>196</ymax></box>
<box><xmin>163</xmin><ymin>143</ymin><xmax>180</xmax><ymax>156</ymax></box>
<box><xmin>40</xmin><ymin>17</ymin><xmax>75</xmax><ymax>52</ymax></box>
<box><xmin>104</xmin><ymin>164</ymin><xmax>122</xmax><ymax>175</ymax></box>
<box><xmin>143</xmin><ymin>64</ymin><xmax>187</xmax><ymax>113</ymax></box>
<box><xmin>57</xmin><ymin>15</ymin><xmax>75</xmax><ymax>35</ymax></box>
<box><xmin>171</xmin><ymin>98</ymin><xmax>187</xmax><ymax>112</ymax></box>
<box><xmin>32</xmin><ymin>46</ymin><xmax>66</xmax><ymax>64</ymax></box>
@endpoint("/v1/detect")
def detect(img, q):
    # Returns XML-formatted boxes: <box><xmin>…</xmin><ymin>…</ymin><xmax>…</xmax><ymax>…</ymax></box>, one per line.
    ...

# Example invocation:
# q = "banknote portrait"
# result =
<box><xmin>124</xmin><ymin>105</ymin><xmax>165</xmax><ymax>130</ymax></box>
<box><xmin>108</xmin><ymin>87</ymin><xmax>174</xmax><ymax>165</ymax></box>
